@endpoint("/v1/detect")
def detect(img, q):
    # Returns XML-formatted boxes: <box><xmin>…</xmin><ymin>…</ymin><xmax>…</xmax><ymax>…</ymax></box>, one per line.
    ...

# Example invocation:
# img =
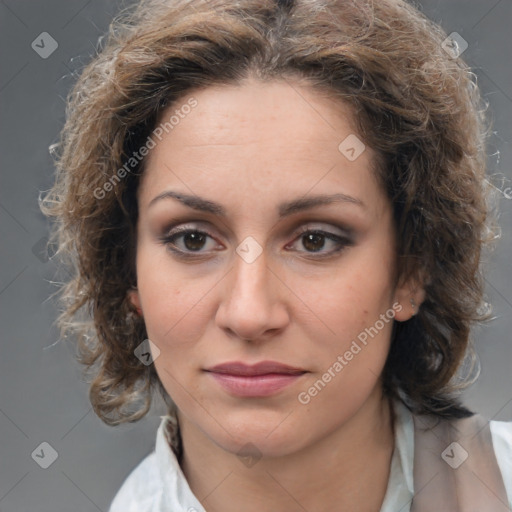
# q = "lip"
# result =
<box><xmin>206</xmin><ymin>361</ymin><xmax>307</xmax><ymax>376</ymax></box>
<box><xmin>204</xmin><ymin>361</ymin><xmax>307</xmax><ymax>397</ymax></box>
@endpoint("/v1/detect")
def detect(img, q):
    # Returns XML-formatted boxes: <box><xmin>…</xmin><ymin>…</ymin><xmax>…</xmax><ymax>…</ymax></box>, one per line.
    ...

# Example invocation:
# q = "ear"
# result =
<box><xmin>128</xmin><ymin>288</ymin><xmax>142</xmax><ymax>314</ymax></box>
<box><xmin>392</xmin><ymin>274</ymin><xmax>426</xmax><ymax>322</ymax></box>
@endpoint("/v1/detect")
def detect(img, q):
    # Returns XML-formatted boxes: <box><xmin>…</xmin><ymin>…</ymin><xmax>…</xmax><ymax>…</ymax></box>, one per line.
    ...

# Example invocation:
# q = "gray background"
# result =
<box><xmin>0</xmin><ymin>1</ymin><xmax>511</xmax><ymax>510</ymax></box>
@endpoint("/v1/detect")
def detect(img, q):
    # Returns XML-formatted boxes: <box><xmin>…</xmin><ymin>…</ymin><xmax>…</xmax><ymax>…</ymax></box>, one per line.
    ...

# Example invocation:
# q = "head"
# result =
<box><xmin>41</xmin><ymin>0</ymin><xmax>494</xmax><ymax>454</ymax></box>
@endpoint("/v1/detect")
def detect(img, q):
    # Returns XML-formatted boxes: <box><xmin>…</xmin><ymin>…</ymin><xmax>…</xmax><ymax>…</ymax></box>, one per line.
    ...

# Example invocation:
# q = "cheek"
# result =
<box><xmin>135</xmin><ymin>248</ymin><xmax>194</xmax><ymax>346</ymax></box>
<box><xmin>299</xmin><ymin>246</ymin><xmax>396</xmax><ymax>386</ymax></box>
<box><xmin>140</xmin><ymin>279</ymin><xmax>206</xmax><ymax>348</ymax></box>
<box><xmin>295</xmin><ymin>273</ymin><xmax>395</xmax><ymax>433</ymax></box>
<box><xmin>314</xmin><ymin>258</ymin><xmax>394</xmax><ymax>339</ymax></box>
<box><xmin>137</xmin><ymin>269</ymin><xmax>208</xmax><ymax>401</ymax></box>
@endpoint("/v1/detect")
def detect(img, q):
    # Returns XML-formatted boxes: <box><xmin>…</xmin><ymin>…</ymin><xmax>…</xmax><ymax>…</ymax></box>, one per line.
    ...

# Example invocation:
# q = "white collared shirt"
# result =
<box><xmin>109</xmin><ymin>401</ymin><xmax>512</xmax><ymax>511</ymax></box>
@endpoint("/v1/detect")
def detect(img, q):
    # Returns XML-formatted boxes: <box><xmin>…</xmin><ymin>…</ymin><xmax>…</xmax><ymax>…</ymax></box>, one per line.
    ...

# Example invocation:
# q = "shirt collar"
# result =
<box><xmin>379</xmin><ymin>399</ymin><xmax>415</xmax><ymax>511</ymax></box>
<box><xmin>155</xmin><ymin>414</ymin><xmax>206</xmax><ymax>512</ymax></box>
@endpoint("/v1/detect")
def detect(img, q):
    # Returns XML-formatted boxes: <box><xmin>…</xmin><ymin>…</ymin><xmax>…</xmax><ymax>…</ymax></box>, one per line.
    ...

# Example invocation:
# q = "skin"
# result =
<box><xmin>129</xmin><ymin>77</ymin><xmax>424</xmax><ymax>512</ymax></box>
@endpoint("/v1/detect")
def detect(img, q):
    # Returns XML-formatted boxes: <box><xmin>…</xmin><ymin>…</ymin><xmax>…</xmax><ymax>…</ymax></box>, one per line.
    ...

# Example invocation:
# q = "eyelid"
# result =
<box><xmin>293</xmin><ymin>222</ymin><xmax>353</xmax><ymax>238</ymax></box>
<box><xmin>285</xmin><ymin>225</ymin><xmax>355</xmax><ymax>257</ymax></box>
<box><xmin>159</xmin><ymin>220</ymin><xmax>355</xmax><ymax>260</ymax></box>
<box><xmin>161</xmin><ymin>220</ymin><xmax>352</xmax><ymax>242</ymax></box>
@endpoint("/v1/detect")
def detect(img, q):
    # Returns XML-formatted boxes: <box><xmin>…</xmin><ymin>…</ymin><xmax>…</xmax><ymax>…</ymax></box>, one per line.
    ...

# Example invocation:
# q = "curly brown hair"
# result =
<box><xmin>40</xmin><ymin>0</ymin><xmax>496</xmax><ymax>427</ymax></box>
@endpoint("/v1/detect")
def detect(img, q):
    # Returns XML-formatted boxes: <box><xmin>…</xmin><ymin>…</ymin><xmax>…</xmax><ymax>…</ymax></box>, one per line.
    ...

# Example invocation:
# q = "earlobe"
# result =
<box><xmin>393</xmin><ymin>285</ymin><xmax>426</xmax><ymax>322</ymax></box>
<box><xmin>128</xmin><ymin>288</ymin><xmax>143</xmax><ymax>316</ymax></box>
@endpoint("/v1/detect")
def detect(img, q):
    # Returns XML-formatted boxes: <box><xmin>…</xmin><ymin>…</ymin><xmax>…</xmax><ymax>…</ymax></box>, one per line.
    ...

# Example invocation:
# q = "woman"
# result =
<box><xmin>40</xmin><ymin>0</ymin><xmax>512</xmax><ymax>510</ymax></box>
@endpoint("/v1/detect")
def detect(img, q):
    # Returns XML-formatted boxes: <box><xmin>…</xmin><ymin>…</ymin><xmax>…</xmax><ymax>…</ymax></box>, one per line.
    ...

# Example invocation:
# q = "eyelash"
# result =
<box><xmin>158</xmin><ymin>224</ymin><xmax>354</xmax><ymax>260</ymax></box>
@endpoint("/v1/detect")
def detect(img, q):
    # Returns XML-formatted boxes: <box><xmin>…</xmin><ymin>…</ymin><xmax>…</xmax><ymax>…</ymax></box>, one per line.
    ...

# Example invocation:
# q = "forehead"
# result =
<box><xmin>137</xmin><ymin>78</ymin><xmax>386</xmax><ymax>216</ymax></box>
<box><xmin>150</xmin><ymin>78</ymin><xmax>361</xmax><ymax>152</ymax></box>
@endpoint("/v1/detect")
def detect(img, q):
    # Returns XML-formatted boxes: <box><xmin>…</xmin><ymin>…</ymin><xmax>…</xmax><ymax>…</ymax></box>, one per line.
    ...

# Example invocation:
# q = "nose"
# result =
<box><xmin>215</xmin><ymin>247</ymin><xmax>289</xmax><ymax>343</ymax></box>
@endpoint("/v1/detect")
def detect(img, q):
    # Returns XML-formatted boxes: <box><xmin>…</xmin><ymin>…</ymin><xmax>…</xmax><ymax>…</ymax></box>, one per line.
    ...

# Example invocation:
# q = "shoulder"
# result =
<box><xmin>398</xmin><ymin>401</ymin><xmax>512</xmax><ymax>509</ymax></box>
<box><xmin>490</xmin><ymin>418</ymin><xmax>512</xmax><ymax>507</ymax></box>
<box><xmin>108</xmin><ymin>451</ymin><xmax>163</xmax><ymax>512</ymax></box>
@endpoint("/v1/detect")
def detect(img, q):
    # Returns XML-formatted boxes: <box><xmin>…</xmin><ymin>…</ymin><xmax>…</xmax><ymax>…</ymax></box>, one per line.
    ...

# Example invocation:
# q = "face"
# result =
<box><xmin>129</xmin><ymin>77</ymin><xmax>417</xmax><ymax>458</ymax></box>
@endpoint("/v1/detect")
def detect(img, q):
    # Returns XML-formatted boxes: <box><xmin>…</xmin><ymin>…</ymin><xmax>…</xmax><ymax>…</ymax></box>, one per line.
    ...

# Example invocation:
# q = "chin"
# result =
<box><xmin>200</xmin><ymin>410</ymin><xmax>312</xmax><ymax>459</ymax></box>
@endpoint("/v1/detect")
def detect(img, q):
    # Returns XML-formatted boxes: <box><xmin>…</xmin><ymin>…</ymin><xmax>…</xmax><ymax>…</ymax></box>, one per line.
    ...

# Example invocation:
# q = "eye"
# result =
<box><xmin>159</xmin><ymin>223</ymin><xmax>354</xmax><ymax>259</ymax></box>
<box><xmin>160</xmin><ymin>227</ymin><xmax>219</xmax><ymax>255</ymax></box>
<box><xmin>286</xmin><ymin>227</ymin><xmax>353</xmax><ymax>257</ymax></box>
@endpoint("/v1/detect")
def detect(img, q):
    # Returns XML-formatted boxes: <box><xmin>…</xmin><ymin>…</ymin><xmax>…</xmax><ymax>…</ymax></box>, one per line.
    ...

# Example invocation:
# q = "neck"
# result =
<box><xmin>177</xmin><ymin>388</ymin><xmax>395</xmax><ymax>512</ymax></box>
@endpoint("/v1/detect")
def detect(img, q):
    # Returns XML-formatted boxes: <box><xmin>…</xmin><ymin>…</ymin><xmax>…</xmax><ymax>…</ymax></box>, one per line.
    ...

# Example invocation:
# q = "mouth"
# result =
<box><xmin>204</xmin><ymin>361</ymin><xmax>308</xmax><ymax>397</ymax></box>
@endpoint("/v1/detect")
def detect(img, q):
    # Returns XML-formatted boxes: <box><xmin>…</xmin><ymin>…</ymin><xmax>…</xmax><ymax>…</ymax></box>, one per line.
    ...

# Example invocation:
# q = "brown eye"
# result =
<box><xmin>287</xmin><ymin>228</ymin><xmax>353</xmax><ymax>258</ymax></box>
<box><xmin>179</xmin><ymin>231</ymin><xmax>208</xmax><ymax>251</ymax></box>
<box><xmin>301</xmin><ymin>232</ymin><xmax>327</xmax><ymax>252</ymax></box>
<box><xmin>160</xmin><ymin>228</ymin><xmax>218</xmax><ymax>255</ymax></box>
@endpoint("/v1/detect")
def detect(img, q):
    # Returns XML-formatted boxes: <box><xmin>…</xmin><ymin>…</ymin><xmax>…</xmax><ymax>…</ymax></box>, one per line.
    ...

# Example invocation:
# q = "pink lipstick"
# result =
<box><xmin>204</xmin><ymin>361</ymin><xmax>307</xmax><ymax>397</ymax></box>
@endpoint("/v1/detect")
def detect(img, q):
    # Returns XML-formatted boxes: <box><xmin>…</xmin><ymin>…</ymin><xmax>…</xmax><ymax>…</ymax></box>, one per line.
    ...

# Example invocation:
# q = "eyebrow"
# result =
<box><xmin>148</xmin><ymin>190</ymin><xmax>365</xmax><ymax>218</ymax></box>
